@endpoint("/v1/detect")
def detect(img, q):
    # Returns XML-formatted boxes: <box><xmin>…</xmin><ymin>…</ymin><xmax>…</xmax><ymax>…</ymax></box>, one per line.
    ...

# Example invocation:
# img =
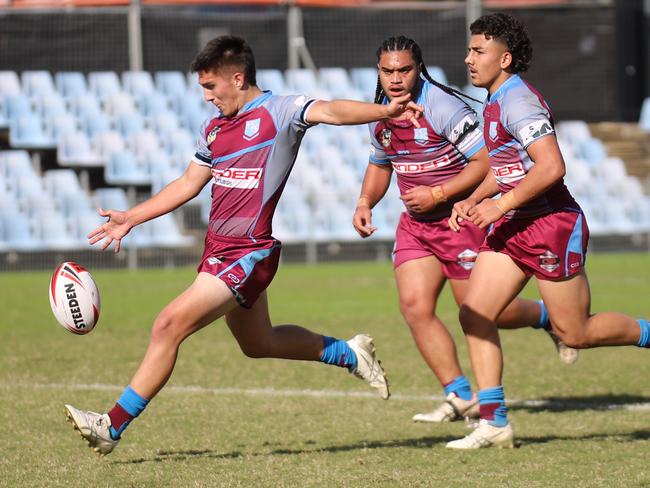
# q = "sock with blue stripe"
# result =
<box><xmin>319</xmin><ymin>336</ymin><xmax>358</xmax><ymax>370</ymax></box>
<box><xmin>108</xmin><ymin>385</ymin><xmax>149</xmax><ymax>440</ymax></box>
<box><xmin>443</xmin><ymin>375</ymin><xmax>473</xmax><ymax>401</ymax></box>
<box><xmin>478</xmin><ymin>386</ymin><xmax>508</xmax><ymax>427</ymax></box>
<box><xmin>637</xmin><ymin>319</ymin><xmax>650</xmax><ymax>348</ymax></box>
<box><xmin>532</xmin><ymin>300</ymin><xmax>551</xmax><ymax>331</ymax></box>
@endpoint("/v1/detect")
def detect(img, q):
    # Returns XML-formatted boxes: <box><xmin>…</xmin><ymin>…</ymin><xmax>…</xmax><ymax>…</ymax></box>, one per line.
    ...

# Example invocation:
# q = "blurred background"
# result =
<box><xmin>0</xmin><ymin>0</ymin><xmax>649</xmax><ymax>271</ymax></box>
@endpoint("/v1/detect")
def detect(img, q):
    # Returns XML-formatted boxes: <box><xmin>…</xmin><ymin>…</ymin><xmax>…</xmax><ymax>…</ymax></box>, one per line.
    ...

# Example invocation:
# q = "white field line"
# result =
<box><xmin>2</xmin><ymin>382</ymin><xmax>650</xmax><ymax>411</ymax></box>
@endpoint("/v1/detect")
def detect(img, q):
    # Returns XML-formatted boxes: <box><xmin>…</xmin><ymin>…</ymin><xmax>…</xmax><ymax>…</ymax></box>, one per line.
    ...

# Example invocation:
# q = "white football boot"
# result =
<box><xmin>446</xmin><ymin>419</ymin><xmax>514</xmax><ymax>449</ymax></box>
<box><xmin>64</xmin><ymin>404</ymin><xmax>119</xmax><ymax>456</ymax></box>
<box><xmin>412</xmin><ymin>393</ymin><xmax>479</xmax><ymax>423</ymax></box>
<box><xmin>347</xmin><ymin>334</ymin><xmax>390</xmax><ymax>400</ymax></box>
<box><xmin>546</xmin><ymin>329</ymin><xmax>579</xmax><ymax>364</ymax></box>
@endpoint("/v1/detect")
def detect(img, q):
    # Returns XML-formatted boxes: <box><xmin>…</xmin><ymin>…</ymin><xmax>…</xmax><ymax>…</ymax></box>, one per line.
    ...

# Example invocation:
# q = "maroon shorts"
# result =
<box><xmin>197</xmin><ymin>233</ymin><xmax>282</xmax><ymax>308</ymax></box>
<box><xmin>393</xmin><ymin>212</ymin><xmax>487</xmax><ymax>279</ymax></box>
<box><xmin>480</xmin><ymin>209</ymin><xmax>589</xmax><ymax>280</ymax></box>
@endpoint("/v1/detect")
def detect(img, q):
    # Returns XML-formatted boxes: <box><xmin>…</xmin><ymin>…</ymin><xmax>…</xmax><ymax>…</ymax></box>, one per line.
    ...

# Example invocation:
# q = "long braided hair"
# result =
<box><xmin>374</xmin><ymin>36</ymin><xmax>481</xmax><ymax>105</ymax></box>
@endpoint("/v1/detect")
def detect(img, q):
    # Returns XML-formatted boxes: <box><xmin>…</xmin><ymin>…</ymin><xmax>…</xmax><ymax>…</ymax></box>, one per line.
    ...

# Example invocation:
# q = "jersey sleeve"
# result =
<box><xmin>502</xmin><ymin>95</ymin><xmax>555</xmax><ymax>149</ymax></box>
<box><xmin>192</xmin><ymin>117</ymin><xmax>214</xmax><ymax>168</ymax></box>
<box><xmin>427</xmin><ymin>87</ymin><xmax>485</xmax><ymax>159</ymax></box>
<box><xmin>267</xmin><ymin>95</ymin><xmax>319</xmax><ymax>134</ymax></box>
<box><xmin>367</xmin><ymin>121</ymin><xmax>390</xmax><ymax>166</ymax></box>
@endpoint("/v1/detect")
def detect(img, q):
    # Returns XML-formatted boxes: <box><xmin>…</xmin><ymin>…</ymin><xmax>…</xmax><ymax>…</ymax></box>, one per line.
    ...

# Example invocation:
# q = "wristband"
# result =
<box><xmin>495</xmin><ymin>190</ymin><xmax>519</xmax><ymax>215</ymax></box>
<box><xmin>430</xmin><ymin>185</ymin><xmax>447</xmax><ymax>205</ymax></box>
<box><xmin>357</xmin><ymin>196</ymin><xmax>371</xmax><ymax>208</ymax></box>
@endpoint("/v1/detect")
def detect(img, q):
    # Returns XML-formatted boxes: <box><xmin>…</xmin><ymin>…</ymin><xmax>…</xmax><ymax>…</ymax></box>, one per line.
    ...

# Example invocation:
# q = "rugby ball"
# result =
<box><xmin>49</xmin><ymin>261</ymin><xmax>100</xmax><ymax>335</ymax></box>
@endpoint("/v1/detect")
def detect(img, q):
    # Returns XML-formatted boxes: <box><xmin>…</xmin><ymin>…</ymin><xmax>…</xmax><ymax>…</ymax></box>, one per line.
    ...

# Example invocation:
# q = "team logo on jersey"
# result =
<box><xmin>380</xmin><ymin>129</ymin><xmax>392</xmax><ymax>148</ymax></box>
<box><xmin>450</xmin><ymin>116</ymin><xmax>478</xmax><ymax>144</ymax></box>
<box><xmin>489</xmin><ymin>121</ymin><xmax>498</xmax><ymax>141</ymax></box>
<box><xmin>457</xmin><ymin>249</ymin><xmax>478</xmax><ymax>271</ymax></box>
<box><xmin>211</xmin><ymin>167</ymin><xmax>263</xmax><ymax>189</ymax></box>
<box><xmin>207</xmin><ymin>126</ymin><xmax>221</xmax><ymax>145</ymax></box>
<box><xmin>243</xmin><ymin>118</ymin><xmax>261</xmax><ymax>141</ymax></box>
<box><xmin>539</xmin><ymin>250</ymin><xmax>560</xmax><ymax>272</ymax></box>
<box><xmin>519</xmin><ymin>119</ymin><xmax>553</xmax><ymax>147</ymax></box>
<box><xmin>414</xmin><ymin>127</ymin><xmax>428</xmax><ymax>145</ymax></box>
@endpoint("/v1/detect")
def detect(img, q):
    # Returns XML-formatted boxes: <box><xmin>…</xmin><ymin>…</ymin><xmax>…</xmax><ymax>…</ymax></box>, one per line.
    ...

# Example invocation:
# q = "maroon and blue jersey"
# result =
<box><xmin>192</xmin><ymin>91</ymin><xmax>316</xmax><ymax>239</ymax></box>
<box><xmin>368</xmin><ymin>78</ymin><xmax>485</xmax><ymax>221</ymax></box>
<box><xmin>483</xmin><ymin>74</ymin><xmax>578</xmax><ymax>219</ymax></box>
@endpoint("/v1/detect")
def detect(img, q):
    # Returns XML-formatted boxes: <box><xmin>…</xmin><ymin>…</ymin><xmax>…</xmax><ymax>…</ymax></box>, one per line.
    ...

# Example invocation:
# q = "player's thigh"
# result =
<box><xmin>535</xmin><ymin>271</ymin><xmax>591</xmax><ymax>333</ymax></box>
<box><xmin>157</xmin><ymin>272</ymin><xmax>239</xmax><ymax>338</ymax></box>
<box><xmin>448</xmin><ymin>278</ymin><xmax>470</xmax><ymax>307</ymax></box>
<box><xmin>225</xmin><ymin>290</ymin><xmax>272</xmax><ymax>347</ymax></box>
<box><xmin>462</xmin><ymin>251</ymin><xmax>529</xmax><ymax>322</ymax></box>
<box><xmin>395</xmin><ymin>255</ymin><xmax>446</xmax><ymax>314</ymax></box>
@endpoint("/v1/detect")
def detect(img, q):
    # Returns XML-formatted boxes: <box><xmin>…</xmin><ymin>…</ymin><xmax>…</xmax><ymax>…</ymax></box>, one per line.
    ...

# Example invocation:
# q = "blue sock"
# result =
<box><xmin>108</xmin><ymin>385</ymin><xmax>149</xmax><ymax>439</ymax></box>
<box><xmin>637</xmin><ymin>319</ymin><xmax>650</xmax><ymax>348</ymax></box>
<box><xmin>478</xmin><ymin>386</ymin><xmax>508</xmax><ymax>427</ymax></box>
<box><xmin>319</xmin><ymin>336</ymin><xmax>358</xmax><ymax>370</ymax></box>
<box><xmin>443</xmin><ymin>375</ymin><xmax>473</xmax><ymax>401</ymax></box>
<box><xmin>532</xmin><ymin>300</ymin><xmax>551</xmax><ymax>331</ymax></box>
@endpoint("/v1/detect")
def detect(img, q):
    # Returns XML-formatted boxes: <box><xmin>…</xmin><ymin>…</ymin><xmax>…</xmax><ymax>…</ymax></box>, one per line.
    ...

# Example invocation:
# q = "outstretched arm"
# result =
<box><xmin>352</xmin><ymin>163</ymin><xmax>393</xmax><ymax>238</ymax></box>
<box><xmin>305</xmin><ymin>93</ymin><xmax>423</xmax><ymax>127</ymax></box>
<box><xmin>88</xmin><ymin>162</ymin><xmax>213</xmax><ymax>252</ymax></box>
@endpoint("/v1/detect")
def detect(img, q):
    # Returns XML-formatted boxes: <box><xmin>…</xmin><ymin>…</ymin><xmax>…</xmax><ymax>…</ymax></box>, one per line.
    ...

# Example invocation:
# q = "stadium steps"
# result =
<box><xmin>588</xmin><ymin>122</ymin><xmax>650</xmax><ymax>187</ymax></box>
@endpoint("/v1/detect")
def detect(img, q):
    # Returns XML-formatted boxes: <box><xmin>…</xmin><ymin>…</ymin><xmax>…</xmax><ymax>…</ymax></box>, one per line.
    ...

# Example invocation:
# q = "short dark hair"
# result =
<box><xmin>190</xmin><ymin>35</ymin><xmax>257</xmax><ymax>86</ymax></box>
<box><xmin>470</xmin><ymin>13</ymin><xmax>532</xmax><ymax>74</ymax></box>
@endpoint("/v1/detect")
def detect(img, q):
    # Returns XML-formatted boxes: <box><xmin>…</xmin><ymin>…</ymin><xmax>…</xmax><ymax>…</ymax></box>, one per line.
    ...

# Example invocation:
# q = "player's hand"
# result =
<box><xmin>400</xmin><ymin>185</ymin><xmax>437</xmax><ymax>214</ymax></box>
<box><xmin>385</xmin><ymin>93</ymin><xmax>424</xmax><ymax>127</ymax></box>
<box><xmin>449</xmin><ymin>197</ymin><xmax>476</xmax><ymax>232</ymax></box>
<box><xmin>352</xmin><ymin>205</ymin><xmax>377</xmax><ymax>238</ymax></box>
<box><xmin>87</xmin><ymin>208</ymin><xmax>133</xmax><ymax>253</ymax></box>
<box><xmin>467</xmin><ymin>199</ymin><xmax>504</xmax><ymax>229</ymax></box>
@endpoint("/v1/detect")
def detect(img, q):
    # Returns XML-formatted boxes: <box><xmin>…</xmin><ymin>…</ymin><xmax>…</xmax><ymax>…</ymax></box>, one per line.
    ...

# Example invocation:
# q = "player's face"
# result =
<box><xmin>377</xmin><ymin>50</ymin><xmax>420</xmax><ymax>100</ymax></box>
<box><xmin>465</xmin><ymin>34</ymin><xmax>511</xmax><ymax>93</ymax></box>
<box><xmin>198</xmin><ymin>69</ymin><xmax>243</xmax><ymax>117</ymax></box>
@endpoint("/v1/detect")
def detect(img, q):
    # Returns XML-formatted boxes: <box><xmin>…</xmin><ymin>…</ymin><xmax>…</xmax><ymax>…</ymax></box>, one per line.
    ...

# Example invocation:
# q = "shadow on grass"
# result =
<box><xmin>112</xmin><ymin>435</ymin><xmax>458</xmax><ymax>464</ymax></box>
<box><xmin>517</xmin><ymin>429</ymin><xmax>650</xmax><ymax>447</ymax></box>
<box><xmin>510</xmin><ymin>393</ymin><xmax>650</xmax><ymax>413</ymax></box>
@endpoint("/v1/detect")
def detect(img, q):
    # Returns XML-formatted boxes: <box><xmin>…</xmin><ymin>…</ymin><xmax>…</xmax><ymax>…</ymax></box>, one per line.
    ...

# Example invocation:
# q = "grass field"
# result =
<box><xmin>1</xmin><ymin>254</ymin><xmax>649</xmax><ymax>487</ymax></box>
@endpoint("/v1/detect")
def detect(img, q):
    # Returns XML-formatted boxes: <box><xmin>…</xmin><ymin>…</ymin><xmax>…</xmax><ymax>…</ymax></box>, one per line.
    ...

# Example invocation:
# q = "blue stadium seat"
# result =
<box><xmin>79</xmin><ymin>111</ymin><xmax>112</xmax><ymax>138</ymax></box>
<box><xmin>93</xmin><ymin>187</ymin><xmax>130</xmax><ymax>210</ymax></box>
<box><xmin>9</xmin><ymin>115</ymin><xmax>55</xmax><ymax>149</ymax></box>
<box><xmin>135</xmin><ymin>93</ymin><xmax>173</xmax><ymax>117</ymax></box>
<box><xmin>0</xmin><ymin>71</ymin><xmax>22</xmax><ymax>96</ymax></box>
<box><xmin>122</xmin><ymin>71</ymin><xmax>156</xmax><ymax>98</ymax></box>
<box><xmin>14</xmin><ymin>175</ymin><xmax>44</xmax><ymax>201</ymax></box>
<box><xmin>88</xmin><ymin>71</ymin><xmax>122</xmax><ymax>100</ymax></box>
<box><xmin>35</xmin><ymin>210</ymin><xmax>81</xmax><ymax>250</ymax></box>
<box><xmin>4</xmin><ymin>94</ymin><xmax>33</xmax><ymax>121</ymax></box>
<box><xmin>35</xmin><ymin>93</ymin><xmax>68</xmax><ymax>119</ymax></box>
<box><xmin>162</xmin><ymin>128</ymin><xmax>194</xmax><ymax>154</ymax></box>
<box><xmin>44</xmin><ymin>113</ymin><xmax>79</xmax><ymax>141</ymax></box>
<box><xmin>319</xmin><ymin>68</ymin><xmax>363</xmax><ymax>100</ymax></box>
<box><xmin>285</xmin><ymin>69</ymin><xmax>326</xmax><ymax>98</ymax></box>
<box><xmin>102</xmin><ymin>92</ymin><xmax>136</xmax><ymax>116</ymax></box>
<box><xmin>43</xmin><ymin>169</ymin><xmax>85</xmax><ymax>198</ymax></box>
<box><xmin>55</xmin><ymin>72</ymin><xmax>89</xmax><ymax>99</ymax></box>
<box><xmin>426</xmin><ymin>66</ymin><xmax>448</xmax><ymax>85</ymax></box>
<box><xmin>257</xmin><ymin>69</ymin><xmax>287</xmax><ymax>95</ymax></box>
<box><xmin>577</xmin><ymin>137</ymin><xmax>607</xmax><ymax>165</ymax></box>
<box><xmin>57</xmin><ymin>131</ymin><xmax>102</xmax><ymax>167</ymax></box>
<box><xmin>126</xmin><ymin>130</ymin><xmax>160</xmax><ymax>157</ymax></box>
<box><xmin>114</xmin><ymin>112</ymin><xmax>145</xmax><ymax>138</ymax></box>
<box><xmin>21</xmin><ymin>71</ymin><xmax>56</xmax><ymax>97</ymax></box>
<box><xmin>70</xmin><ymin>94</ymin><xmax>103</xmax><ymax>119</ymax></box>
<box><xmin>105</xmin><ymin>150</ymin><xmax>151</xmax><ymax>185</ymax></box>
<box><xmin>93</xmin><ymin>131</ymin><xmax>126</xmax><ymax>161</ymax></box>
<box><xmin>640</xmin><ymin>97</ymin><xmax>650</xmax><ymax>132</ymax></box>
<box><xmin>1</xmin><ymin>211</ymin><xmax>42</xmax><ymax>251</ymax></box>
<box><xmin>147</xmin><ymin>112</ymin><xmax>180</xmax><ymax>136</ymax></box>
<box><xmin>155</xmin><ymin>71</ymin><xmax>188</xmax><ymax>99</ymax></box>
<box><xmin>149</xmin><ymin>214</ymin><xmax>194</xmax><ymax>247</ymax></box>
<box><xmin>350</xmin><ymin>67</ymin><xmax>378</xmax><ymax>101</ymax></box>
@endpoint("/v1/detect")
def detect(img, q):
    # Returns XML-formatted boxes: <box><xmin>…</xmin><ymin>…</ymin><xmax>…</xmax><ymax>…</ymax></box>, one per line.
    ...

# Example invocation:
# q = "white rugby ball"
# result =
<box><xmin>49</xmin><ymin>261</ymin><xmax>100</xmax><ymax>335</ymax></box>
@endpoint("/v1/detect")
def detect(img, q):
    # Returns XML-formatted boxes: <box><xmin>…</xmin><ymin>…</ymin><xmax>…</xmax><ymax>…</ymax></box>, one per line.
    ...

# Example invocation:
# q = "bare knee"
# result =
<box><xmin>399</xmin><ymin>294</ymin><xmax>436</xmax><ymax>329</ymax></box>
<box><xmin>151</xmin><ymin>310</ymin><xmax>184</xmax><ymax>346</ymax></box>
<box><xmin>552</xmin><ymin>327</ymin><xmax>590</xmax><ymax>349</ymax></box>
<box><xmin>459</xmin><ymin>304</ymin><xmax>493</xmax><ymax>335</ymax></box>
<box><xmin>237</xmin><ymin>339</ymin><xmax>271</xmax><ymax>358</ymax></box>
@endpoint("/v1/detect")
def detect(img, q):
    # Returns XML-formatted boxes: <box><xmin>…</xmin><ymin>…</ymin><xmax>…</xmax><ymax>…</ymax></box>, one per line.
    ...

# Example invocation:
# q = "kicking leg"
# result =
<box><xmin>226</xmin><ymin>291</ymin><xmax>389</xmax><ymax>398</ymax></box>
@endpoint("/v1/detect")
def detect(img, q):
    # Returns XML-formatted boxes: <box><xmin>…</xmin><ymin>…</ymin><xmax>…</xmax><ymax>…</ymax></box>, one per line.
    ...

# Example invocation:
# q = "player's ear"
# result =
<box><xmin>232</xmin><ymin>71</ymin><xmax>245</xmax><ymax>89</ymax></box>
<box><xmin>500</xmin><ymin>51</ymin><xmax>513</xmax><ymax>71</ymax></box>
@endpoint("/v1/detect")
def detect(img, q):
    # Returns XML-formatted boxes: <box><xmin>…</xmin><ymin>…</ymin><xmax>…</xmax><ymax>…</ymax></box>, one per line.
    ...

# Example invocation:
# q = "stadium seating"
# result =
<box><xmin>0</xmin><ymin>67</ymin><xmax>649</xmax><ymax>253</ymax></box>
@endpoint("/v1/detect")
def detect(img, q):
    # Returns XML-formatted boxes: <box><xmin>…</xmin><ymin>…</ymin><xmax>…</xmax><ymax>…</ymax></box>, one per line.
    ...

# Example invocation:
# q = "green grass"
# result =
<box><xmin>1</xmin><ymin>254</ymin><xmax>649</xmax><ymax>487</ymax></box>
